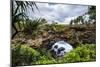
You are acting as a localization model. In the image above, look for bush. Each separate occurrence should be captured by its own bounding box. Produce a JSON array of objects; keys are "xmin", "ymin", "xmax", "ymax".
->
[
  {"xmin": 11, "ymin": 44, "xmax": 96, "ymax": 66},
  {"xmin": 11, "ymin": 44, "xmax": 40, "ymax": 66},
  {"xmin": 62, "ymin": 44, "xmax": 96, "ymax": 63},
  {"xmin": 32, "ymin": 44, "xmax": 96, "ymax": 64},
  {"xmin": 33, "ymin": 55, "xmax": 57, "ymax": 64}
]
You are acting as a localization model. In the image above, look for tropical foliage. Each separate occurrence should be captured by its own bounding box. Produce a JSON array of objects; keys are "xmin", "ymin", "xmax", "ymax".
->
[
  {"xmin": 11, "ymin": 1, "xmax": 96, "ymax": 66},
  {"xmin": 11, "ymin": 44, "xmax": 96, "ymax": 66},
  {"xmin": 12, "ymin": 1, "xmax": 39, "ymax": 39}
]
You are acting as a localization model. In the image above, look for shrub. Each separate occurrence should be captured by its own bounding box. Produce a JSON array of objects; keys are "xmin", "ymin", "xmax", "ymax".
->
[
  {"xmin": 33, "ymin": 55, "xmax": 57, "ymax": 64},
  {"xmin": 33, "ymin": 44, "xmax": 96, "ymax": 65},
  {"xmin": 11, "ymin": 44, "xmax": 40, "ymax": 66},
  {"xmin": 11, "ymin": 44, "xmax": 96, "ymax": 65},
  {"xmin": 62, "ymin": 44, "xmax": 96, "ymax": 63}
]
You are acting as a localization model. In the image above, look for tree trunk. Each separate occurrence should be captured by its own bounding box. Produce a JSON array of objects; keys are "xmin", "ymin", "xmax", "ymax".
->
[{"xmin": 12, "ymin": 23, "xmax": 18, "ymax": 39}]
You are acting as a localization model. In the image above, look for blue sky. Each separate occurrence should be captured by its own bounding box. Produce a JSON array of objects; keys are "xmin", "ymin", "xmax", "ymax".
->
[{"xmin": 27, "ymin": 3, "xmax": 89, "ymax": 24}]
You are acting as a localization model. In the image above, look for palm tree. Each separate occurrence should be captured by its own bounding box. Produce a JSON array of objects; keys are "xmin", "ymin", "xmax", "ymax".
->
[{"xmin": 11, "ymin": 0, "xmax": 39, "ymax": 39}]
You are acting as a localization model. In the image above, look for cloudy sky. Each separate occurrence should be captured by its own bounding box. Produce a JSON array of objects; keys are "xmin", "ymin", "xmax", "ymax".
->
[{"xmin": 27, "ymin": 3, "xmax": 89, "ymax": 24}]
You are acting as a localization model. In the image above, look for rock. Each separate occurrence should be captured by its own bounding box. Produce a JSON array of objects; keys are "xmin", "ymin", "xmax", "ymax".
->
[{"xmin": 50, "ymin": 41, "xmax": 73, "ymax": 57}]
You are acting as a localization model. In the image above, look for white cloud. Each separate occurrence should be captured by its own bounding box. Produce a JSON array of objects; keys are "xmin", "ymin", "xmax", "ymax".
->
[
  {"xmin": 27, "ymin": 3, "xmax": 89, "ymax": 24},
  {"xmin": 63, "ymin": 16, "xmax": 78, "ymax": 24}
]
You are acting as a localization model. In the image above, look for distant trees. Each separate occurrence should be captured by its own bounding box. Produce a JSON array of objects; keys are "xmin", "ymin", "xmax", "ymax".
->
[
  {"xmin": 70, "ymin": 16, "xmax": 83, "ymax": 25},
  {"xmin": 83, "ymin": 6, "xmax": 96, "ymax": 24},
  {"xmin": 70, "ymin": 6, "xmax": 96, "ymax": 25},
  {"xmin": 51, "ymin": 21, "xmax": 58, "ymax": 25},
  {"xmin": 88, "ymin": 6, "xmax": 96, "ymax": 20},
  {"xmin": 88, "ymin": 6, "xmax": 96, "ymax": 24},
  {"xmin": 70, "ymin": 20, "xmax": 74, "ymax": 25}
]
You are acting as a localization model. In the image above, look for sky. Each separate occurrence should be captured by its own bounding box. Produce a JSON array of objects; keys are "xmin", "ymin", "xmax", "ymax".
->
[{"xmin": 27, "ymin": 2, "xmax": 89, "ymax": 24}]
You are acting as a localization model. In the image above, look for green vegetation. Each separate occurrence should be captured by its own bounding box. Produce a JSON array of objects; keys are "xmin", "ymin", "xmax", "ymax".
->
[
  {"xmin": 11, "ymin": 44, "xmax": 96, "ymax": 66},
  {"xmin": 11, "ymin": 17, "xmax": 96, "ymax": 66},
  {"xmin": 12, "ymin": 1, "xmax": 39, "ymax": 39},
  {"xmin": 11, "ymin": 1, "xmax": 96, "ymax": 66},
  {"xmin": 12, "ymin": 44, "xmax": 40, "ymax": 66},
  {"xmin": 62, "ymin": 44, "xmax": 96, "ymax": 63}
]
